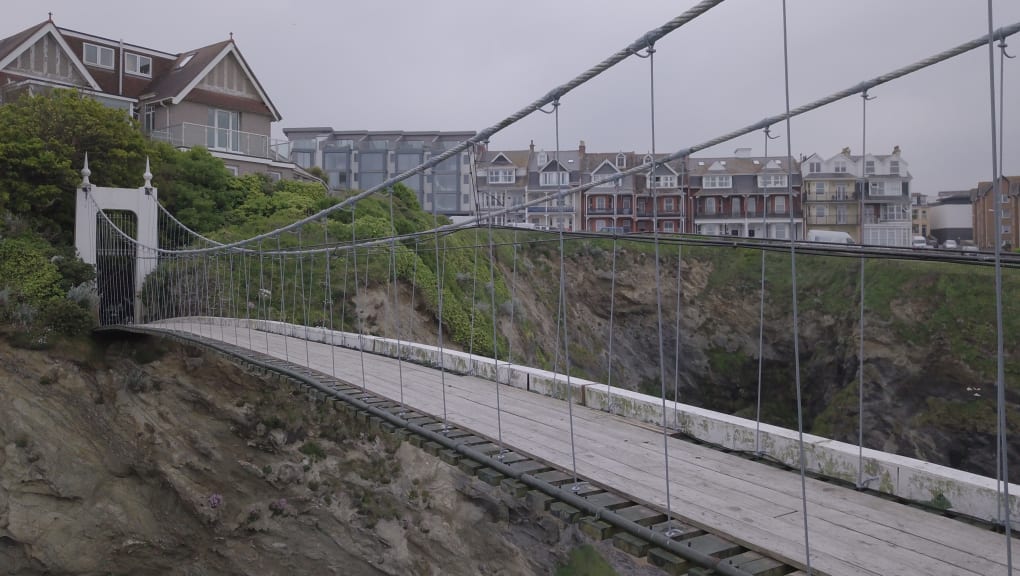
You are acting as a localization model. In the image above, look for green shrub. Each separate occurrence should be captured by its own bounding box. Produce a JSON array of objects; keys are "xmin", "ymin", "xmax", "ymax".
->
[{"xmin": 40, "ymin": 298, "xmax": 95, "ymax": 336}]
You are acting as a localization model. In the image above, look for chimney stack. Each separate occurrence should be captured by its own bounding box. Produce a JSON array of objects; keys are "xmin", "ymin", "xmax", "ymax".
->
[
  {"xmin": 529, "ymin": 139, "xmax": 535, "ymax": 153},
  {"xmin": 579, "ymin": 140, "xmax": 586, "ymax": 155}
]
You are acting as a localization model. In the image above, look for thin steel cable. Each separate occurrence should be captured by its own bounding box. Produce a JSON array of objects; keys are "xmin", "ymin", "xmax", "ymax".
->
[
  {"xmin": 506, "ymin": 230, "xmax": 520, "ymax": 379},
  {"xmin": 323, "ymin": 217, "xmax": 338, "ymax": 381},
  {"xmin": 781, "ymin": 1, "xmax": 812, "ymax": 571},
  {"xmin": 987, "ymin": 0, "xmax": 1014, "ymax": 564},
  {"xmin": 352, "ymin": 206, "xmax": 368, "ymax": 391},
  {"xmin": 486, "ymin": 191, "xmax": 506, "ymax": 458},
  {"xmin": 673, "ymin": 164, "xmax": 687, "ymax": 429},
  {"xmin": 552, "ymin": 101, "xmax": 581, "ymax": 492},
  {"xmin": 298, "ymin": 230, "xmax": 312, "ymax": 372},
  {"xmin": 995, "ymin": 32, "xmax": 1014, "ymax": 527},
  {"xmin": 646, "ymin": 44, "xmax": 680, "ymax": 538},
  {"xmin": 755, "ymin": 127, "xmax": 779, "ymax": 454},
  {"xmin": 166, "ymin": 1, "xmax": 726, "ymax": 256},
  {"xmin": 277, "ymin": 235, "xmax": 290, "ymax": 363},
  {"xmin": 387, "ymin": 189, "xmax": 406, "ymax": 411},
  {"xmin": 857, "ymin": 91, "xmax": 875, "ymax": 489},
  {"xmin": 606, "ymin": 232, "xmax": 618, "ymax": 413},
  {"xmin": 431, "ymin": 169, "xmax": 451, "ymax": 432}
]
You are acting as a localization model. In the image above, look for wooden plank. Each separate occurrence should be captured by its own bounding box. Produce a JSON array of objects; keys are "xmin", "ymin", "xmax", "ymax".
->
[{"xmin": 156, "ymin": 323, "xmax": 1019, "ymax": 576}]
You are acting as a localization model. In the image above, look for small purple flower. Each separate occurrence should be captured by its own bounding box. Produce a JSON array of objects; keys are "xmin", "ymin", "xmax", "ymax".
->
[
  {"xmin": 269, "ymin": 498, "xmax": 287, "ymax": 515},
  {"xmin": 208, "ymin": 493, "xmax": 224, "ymax": 509}
]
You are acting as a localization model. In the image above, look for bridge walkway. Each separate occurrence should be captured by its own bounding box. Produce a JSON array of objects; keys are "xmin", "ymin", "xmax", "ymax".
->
[{"xmin": 147, "ymin": 321, "xmax": 1016, "ymax": 576}]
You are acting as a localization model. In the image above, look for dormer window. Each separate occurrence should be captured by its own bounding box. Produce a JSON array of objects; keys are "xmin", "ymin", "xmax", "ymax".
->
[
  {"xmin": 808, "ymin": 161, "xmax": 821, "ymax": 173},
  {"xmin": 615, "ymin": 153, "xmax": 626, "ymax": 168},
  {"xmin": 643, "ymin": 154, "xmax": 653, "ymax": 165},
  {"xmin": 178, "ymin": 53, "xmax": 195, "ymax": 69},
  {"xmin": 83, "ymin": 43, "xmax": 114, "ymax": 69},
  {"xmin": 649, "ymin": 174, "xmax": 676, "ymax": 189},
  {"xmin": 125, "ymin": 53, "xmax": 152, "ymax": 77},
  {"xmin": 889, "ymin": 160, "xmax": 900, "ymax": 175},
  {"xmin": 865, "ymin": 160, "xmax": 875, "ymax": 175},
  {"xmin": 487, "ymin": 168, "xmax": 515, "ymax": 184},
  {"xmin": 834, "ymin": 161, "xmax": 847, "ymax": 173}
]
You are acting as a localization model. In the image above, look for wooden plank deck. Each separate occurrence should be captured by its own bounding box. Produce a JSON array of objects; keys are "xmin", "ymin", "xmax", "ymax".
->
[{"xmin": 154, "ymin": 321, "xmax": 1018, "ymax": 576}]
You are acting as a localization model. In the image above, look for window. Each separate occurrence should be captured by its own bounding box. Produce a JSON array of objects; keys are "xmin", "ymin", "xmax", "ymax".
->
[
  {"xmin": 814, "ymin": 182, "xmax": 825, "ymax": 194},
  {"xmin": 142, "ymin": 105, "xmax": 155, "ymax": 133},
  {"xmin": 834, "ymin": 161, "xmax": 847, "ymax": 173},
  {"xmin": 757, "ymin": 174, "xmax": 788, "ymax": 188},
  {"xmin": 808, "ymin": 162, "xmax": 821, "ymax": 173},
  {"xmin": 615, "ymin": 153, "xmax": 626, "ymax": 168},
  {"xmin": 651, "ymin": 174, "xmax": 676, "ymax": 189},
  {"xmin": 869, "ymin": 181, "xmax": 885, "ymax": 195},
  {"xmin": 595, "ymin": 197, "xmax": 607, "ymax": 209},
  {"xmin": 488, "ymin": 168, "xmax": 515, "ymax": 184},
  {"xmin": 703, "ymin": 175, "xmax": 732, "ymax": 189},
  {"xmin": 125, "ymin": 53, "xmax": 152, "ymax": 76},
  {"xmin": 704, "ymin": 197, "xmax": 717, "ymax": 215},
  {"xmin": 268, "ymin": 171, "xmax": 282, "ymax": 182},
  {"xmin": 747, "ymin": 197, "xmax": 757, "ymax": 213},
  {"xmin": 360, "ymin": 152, "xmax": 385, "ymax": 171},
  {"xmin": 83, "ymin": 43, "xmax": 114, "ymax": 68},
  {"xmin": 293, "ymin": 151, "xmax": 314, "ymax": 168},
  {"xmin": 836, "ymin": 184, "xmax": 848, "ymax": 200},
  {"xmin": 224, "ymin": 165, "xmax": 238, "ymax": 176},
  {"xmin": 889, "ymin": 160, "xmax": 900, "ymax": 175},
  {"xmin": 865, "ymin": 160, "xmax": 875, "ymax": 175},
  {"xmin": 540, "ymin": 171, "xmax": 569, "ymax": 186},
  {"xmin": 774, "ymin": 223, "xmax": 788, "ymax": 240},
  {"xmin": 815, "ymin": 206, "xmax": 827, "ymax": 218},
  {"xmin": 207, "ymin": 108, "xmax": 239, "ymax": 151},
  {"xmin": 664, "ymin": 197, "xmax": 675, "ymax": 212},
  {"xmin": 774, "ymin": 196, "xmax": 787, "ymax": 214},
  {"xmin": 730, "ymin": 197, "xmax": 740, "ymax": 216},
  {"xmin": 837, "ymin": 205, "xmax": 848, "ymax": 224},
  {"xmin": 177, "ymin": 53, "xmax": 195, "ymax": 68},
  {"xmin": 664, "ymin": 221, "xmax": 675, "ymax": 233}
]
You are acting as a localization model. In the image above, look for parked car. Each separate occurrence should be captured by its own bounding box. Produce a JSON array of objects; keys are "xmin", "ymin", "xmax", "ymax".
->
[
  {"xmin": 943, "ymin": 239, "xmax": 959, "ymax": 250},
  {"xmin": 961, "ymin": 240, "xmax": 979, "ymax": 254}
]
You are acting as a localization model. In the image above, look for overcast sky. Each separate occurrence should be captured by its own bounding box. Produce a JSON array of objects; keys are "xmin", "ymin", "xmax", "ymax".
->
[{"xmin": 8, "ymin": 0, "xmax": 1020, "ymax": 195}]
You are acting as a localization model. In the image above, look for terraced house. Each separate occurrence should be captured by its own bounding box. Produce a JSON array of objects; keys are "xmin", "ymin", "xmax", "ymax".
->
[
  {"xmin": 0, "ymin": 17, "xmax": 307, "ymax": 180},
  {"xmin": 802, "ymin": 146, "xmax": 912, "ymax": 246},
  {"xmin": 688, "ymin": 148, "xmax": 804, "ymax": 240}
]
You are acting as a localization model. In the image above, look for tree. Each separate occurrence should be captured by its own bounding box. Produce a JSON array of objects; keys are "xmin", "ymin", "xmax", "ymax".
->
[
  {"xmin": 148, "ymin": 143, "xmax": 241, "ymax": 234},
  {"xmin": 0, "ymin": 90, "xmax": 148, "ymax": 243}
]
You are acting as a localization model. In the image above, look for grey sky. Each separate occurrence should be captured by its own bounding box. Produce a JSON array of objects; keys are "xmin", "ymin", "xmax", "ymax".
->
[{"xmin": 8, "ymin": 1, "xmax": 1020, "ymax": 195}]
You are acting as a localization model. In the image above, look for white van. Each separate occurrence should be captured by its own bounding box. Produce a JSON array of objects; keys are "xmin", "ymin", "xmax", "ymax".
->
[
  {"xmin": 911, "ymin": 235, "xmax": 928, "ymax": 248},
  {"xmin": 807, "ymin": 230, "xmax": 855, "ymax": 244}
]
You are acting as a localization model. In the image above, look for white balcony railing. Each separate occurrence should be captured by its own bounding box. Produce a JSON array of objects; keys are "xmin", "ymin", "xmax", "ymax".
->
[{"xmin": 149, "ymin": 123, "xmax": 291, "ymax": 162}]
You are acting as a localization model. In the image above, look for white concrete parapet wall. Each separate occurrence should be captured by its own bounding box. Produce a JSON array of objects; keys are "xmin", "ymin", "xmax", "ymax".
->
[{"xmin": 155, "ymin": 316, "xmax": 1020, "ymax": 527}]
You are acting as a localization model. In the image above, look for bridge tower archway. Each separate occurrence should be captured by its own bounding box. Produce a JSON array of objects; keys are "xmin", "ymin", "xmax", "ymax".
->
[{"xmin": 74, "ymin": 155, "xmax": 159, "ymax": 325}]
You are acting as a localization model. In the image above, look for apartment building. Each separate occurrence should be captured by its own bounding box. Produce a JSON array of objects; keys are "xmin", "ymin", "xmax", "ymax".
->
[
  {"xmin": 972, "ymin": 177, "xmax": 1019, "ymax": 250},
  {"xmin": 802, "ymin": 146, "xmax": 912, "ymax": 246},
  {"xmin": 282, "ymin": 129, "xmax": 478, "ymax": 219},
  {"xmin": 633, "ymin": 155, "xmax": 691, "ymax": 234},
  {"xmin": 0, "ymin": 17, "xmax": 306, "ymax": 180},
  {"xmin": 688, "ymin": 148, "xmax": 804, "ymax": 240}
]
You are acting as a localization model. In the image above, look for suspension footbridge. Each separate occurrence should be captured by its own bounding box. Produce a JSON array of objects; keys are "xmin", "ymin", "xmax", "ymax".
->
[{"xmin": 74, "ymin": 1, "xmax": 1020, "ymax": 574}]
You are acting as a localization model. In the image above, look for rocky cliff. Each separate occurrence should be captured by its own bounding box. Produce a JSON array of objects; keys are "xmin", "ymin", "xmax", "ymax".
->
[
  {"xmin": 354, "ymin": 237, "xmax": 1020, "ymax": 481},
  {"xmin": 0, "ymin": 332, "xmax": 651, "ymax": 575}
]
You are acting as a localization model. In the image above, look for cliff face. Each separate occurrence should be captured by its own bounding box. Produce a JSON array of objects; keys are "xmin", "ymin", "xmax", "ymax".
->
[
  {"xmin": 354, "ymin": 240, "xmax": 1019, "ymax": 481},
  {"xmin": 0, "ymin": 334, "xmax": 624, "ymax": 576}
]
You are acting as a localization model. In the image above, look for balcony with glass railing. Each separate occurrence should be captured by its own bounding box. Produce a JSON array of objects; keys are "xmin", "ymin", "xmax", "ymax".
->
[{"xmin": 149, "ymin": 123, "xmax": 293, "ymax": 162}]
